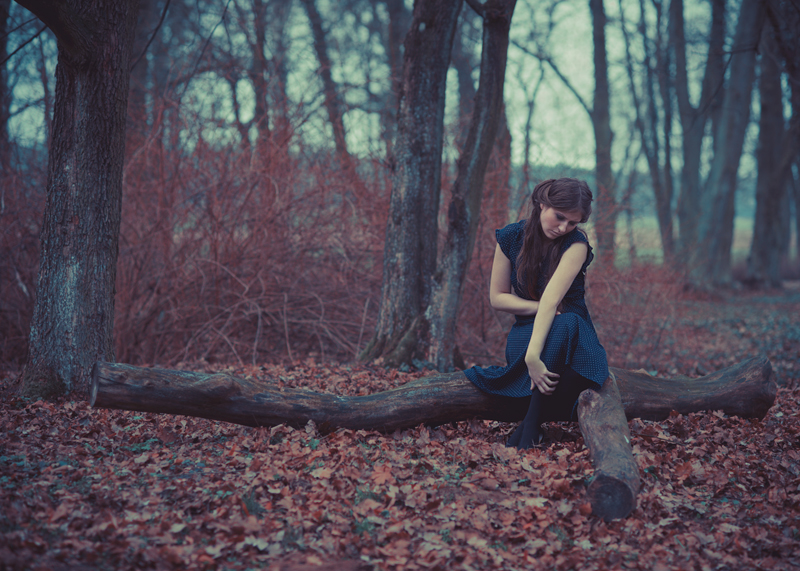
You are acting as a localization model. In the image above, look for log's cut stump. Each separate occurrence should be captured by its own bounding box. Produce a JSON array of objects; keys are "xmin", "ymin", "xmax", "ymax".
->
[{"xmin": 577, "ymin": 373, "xmax": 640, "ymax": 521}]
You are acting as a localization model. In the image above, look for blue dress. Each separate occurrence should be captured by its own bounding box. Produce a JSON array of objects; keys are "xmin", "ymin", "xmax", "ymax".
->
[{"xmin": 464, "ymin": 221, "xmax": 609, "ymax": 399}]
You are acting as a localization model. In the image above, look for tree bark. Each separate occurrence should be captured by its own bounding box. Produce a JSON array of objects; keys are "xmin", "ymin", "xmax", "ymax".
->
[
  {"xmin": 360, "ymin": 0, "xmax": 461, "ymax": 367},
  {"xmin": 92, "ymin": 354, "xmax": 777, "ymax": 431},
  {"xmin": 745, "ymin": 24, "xmax": 795, "ymax": 288},
  {"xmin": 627, "ymin": 0, "xmax": 674, "ymax": 262},
  {"xmin": 426, "ymin": 0, "xmax": 516, "ymax": 372},
  {"xmin": 589, "ymin": 0, "xmax": 616, "ymax": 265},
  {"xmin": 672, "ymin": 0, "xmax": 726, "ymax": 269},
  {"xmin": 17, "ymin": 0, "xmax": 141, "ymax": 398},
  {"xmin": 697, "ymin": 0, "xmax": 764, "ymax": 287},
  {"xmin": 0, "ymin": 0, "xmax": 10, "ymax": 175},
  {"xmin": 250, "ymin": 0, "xmax": 272, "ymax": 161},
  {"xmin": 381, "ymin": 0, "xmax": 410, "ymax": 157},
  {"xmin": 301, "ymin": 0, "xmax": 354, "ymax": 173},
  {"xmin": 578, "ymin": 372, "xmax": 639, "ymax": 521}
]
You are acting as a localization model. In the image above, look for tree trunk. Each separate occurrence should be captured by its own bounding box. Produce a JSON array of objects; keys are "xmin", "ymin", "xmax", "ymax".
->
[
  {"xmin": 17, "ymin": 0, "xmax": 141, "ymax": 398},
  {"xmin": 426, "ymin": 0, "xmax": 516, "ymax": 372},
  {"xmin": 381, "ymin": 0, "xmax": 410, "ymax": 157},
  {"xmin": 301, "ymin": 0, "xmax": 354, "ymax": 173},
  {"xmin": 672, "ymin": 0, "xmax": 726, "ymax": 268},
  {"xmin": 745, "ymin": 24, "xmax": 794, "ymax": 288},
  {"xmin": 577, "ymin": 372, "xmax": 640, "ymax": 521},
  {"xmin": 637, "ymin": 0, "xmax": 674, "ymax": 261},
  {"xmin": 450, "ymin": 9, "xmax": 478, "ymax": 147},
  {"xmin": 360, "ymin": 0, "xmax": 461, "ymax": 367},
  {"xmin": 250, "ymin": 0, "xmax": 271, "ymax": 161},
  {"xmin": 589, "ymin": 0, "xmax": 616, "ymax": 265},
  {"xmin": 697, "ymin": 0, "xmax": 764, "ymax": 288},
  {"xmin": 763, "ymin": 0, "xmax": 800, "ymax": 266},
  {"xmin": 92, "ymin": 354, "xmax": 777, "ymax": 430},
  {"xmin": 0, "ymin": 0, "xmax": 10, "ymax": 175}
]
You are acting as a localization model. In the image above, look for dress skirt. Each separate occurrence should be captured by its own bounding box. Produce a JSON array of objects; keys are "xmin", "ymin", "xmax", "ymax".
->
[{"xmin": 464, "ymin": 312, "xmax": 608, "ymax": 400}]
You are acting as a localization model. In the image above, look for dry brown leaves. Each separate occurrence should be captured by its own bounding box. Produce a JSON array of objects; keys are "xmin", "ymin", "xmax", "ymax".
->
[{"xmin": 1, "ymin": 358, "xmax": 799, "ymax": 571}]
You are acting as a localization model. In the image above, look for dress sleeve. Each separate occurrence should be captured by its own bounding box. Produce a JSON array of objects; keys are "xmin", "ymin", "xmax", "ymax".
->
[
  {"xmin": 561, "ymin": 229, "xmax": 594, "ymax": 271},
  {"xmin": 495, "ymin": 221, "xmax": 524, "ymax": 261}
]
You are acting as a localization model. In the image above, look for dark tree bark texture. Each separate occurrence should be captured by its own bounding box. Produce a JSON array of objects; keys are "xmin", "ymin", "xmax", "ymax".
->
[
  {"xmin": 577, "ymin": 373, "xmax": 640, "ymax": 521},
  {"xmin": 672, "ymin": 0, "xmax": 726, "ymax": 271},
  {"xmin": 17, "ymin": 0, "xmax": 140, "ymax": 398},
  {"xmin": 92, "ymin": 355, "xmax": 777, "ymax": 431},
  {"xmin": 0, "ymin": 0, "xmax": 10, "ymax": 174},
  {"xmin": 589, "ymin": 0, "xmax": 616, "ymax": 264},
  {"xmin": 360, "ymin": 0, "xmax": 462, "ymax": 367},
  {"xmin": 745, "ymin": 24, "xmax": 794, "ymax": 288},
  {"xmin": 427, "ymin": 0, "xmax": 516, "ymax": 372},
  {"xmin": 301, "ymin": 0, "xmax": 354, "ymax": 173},
  {"xmin": 698, "ymin": 0, "xmax": 765, "ymax": 287}
]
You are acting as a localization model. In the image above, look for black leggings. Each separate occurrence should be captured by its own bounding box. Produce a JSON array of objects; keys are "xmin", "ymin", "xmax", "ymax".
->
[
  {"xmin": 539, "ymin": 366, "xmax": 599, "ymax": 423},
  {"xmin": 507, "ymin": 367, "xmax": 599, "ymax": 449}
]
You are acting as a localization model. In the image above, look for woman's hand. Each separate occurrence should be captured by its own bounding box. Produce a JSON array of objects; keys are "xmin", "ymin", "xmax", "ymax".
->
[{"xmin": 526, "ymin": 356, "xmax": 560, "ymax": 395}]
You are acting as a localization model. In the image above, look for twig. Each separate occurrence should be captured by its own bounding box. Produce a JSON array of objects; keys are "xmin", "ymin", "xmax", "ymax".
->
[
  {"xmin": 283, "ymin": 293, "xmax": 294, "ymax": 364},
  {"xmin": 355, "ymin": 298, "xmax": 370, "ymax": 359}
]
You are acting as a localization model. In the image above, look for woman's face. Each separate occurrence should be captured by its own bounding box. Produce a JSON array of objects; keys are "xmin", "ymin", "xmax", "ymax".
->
[{"xmin": 539, "ymin": 205, "xmax": 582, "ymax": 240}]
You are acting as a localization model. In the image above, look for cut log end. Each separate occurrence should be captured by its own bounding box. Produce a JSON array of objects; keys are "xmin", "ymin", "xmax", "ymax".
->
[
  {"xmin": 577, "ymin": 373, "xmax": 640, "ymax": 520},
  {"xmin": 587, "ymin": 474, "xmax": 638, "ymax": 522}
]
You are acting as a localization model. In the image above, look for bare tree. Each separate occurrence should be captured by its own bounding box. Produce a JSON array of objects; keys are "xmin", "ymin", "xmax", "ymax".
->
[
  {"xmin": 0, "ymin": 0, "xmax": 10, "ymax": 175},
  {"xmin": 512, "ymin": 0, "xmax": 617, "ymax": 264},
  {"xmin": 17, "ymin": 0, "xmax": 140, "ymax": 398},
  {"xmin": 589, "ymin": 0, "xmax": 615, "ymax": 264},
  {"xmin": 301, "ymin": 0, "xmax": 354, "ymax": 173},
  {"xmin": 360, "ymin": 0, "xmax": 462, "ymax": 367},
  {"xmin": 427, "ymin": 0, "xmax": 517, "ymax": 371},
  {"xmin": 696, "ymin": 0, "xmax": 765, "ymax": 287},
  {"xmin": 671, "ymin": 0, "xmax": 726, "ymax": 274},
  {"xmin": 745, "ymin": 24, "xmax": 796, "ymax": 288},
  {"xmin": 619, "ymin": 0, "xmax": 674, "ymax": 261}
]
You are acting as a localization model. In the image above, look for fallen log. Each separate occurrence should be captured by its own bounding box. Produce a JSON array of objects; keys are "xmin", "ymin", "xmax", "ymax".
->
[
  {"xmin": 91, "ymin": 355, "xmax": 776, "ymax": 521},
  {"xmin": 578, "ymin": 372, "xmax": 640, "ymax": 521},
  {"xmin": 91, "ymin": 354, "xmax": 777, "ymax": 430}
]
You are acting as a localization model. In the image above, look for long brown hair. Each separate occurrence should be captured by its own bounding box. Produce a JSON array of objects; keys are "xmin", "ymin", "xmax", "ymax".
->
[{"xmin": 516, "ymin": 178, "xmax": 593, "ymax": 299}]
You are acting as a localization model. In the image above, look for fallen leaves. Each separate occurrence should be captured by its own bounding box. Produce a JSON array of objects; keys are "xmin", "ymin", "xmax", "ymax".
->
[{"xmin": 1, "ymin": 356, "xmax": 800, "ymax": 570}]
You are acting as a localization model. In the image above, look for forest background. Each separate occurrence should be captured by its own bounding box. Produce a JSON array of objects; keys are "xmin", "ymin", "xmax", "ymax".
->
[
  {"xmin": 2, "ymin": 1, "xmax": 800, "ymax": 570},
  {"xmin": 0, "ymin": 0, "xmax": 799, "ymax": 392}
]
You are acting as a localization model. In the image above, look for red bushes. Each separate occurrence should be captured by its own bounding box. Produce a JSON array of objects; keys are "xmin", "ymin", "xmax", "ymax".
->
[
  {"xmin": 0, "ymin": 160, "xmax": 45, "ymax": 367},
  {"xmin": 114, "ymin": 112, "xmax": 389, "ymax": 367}
]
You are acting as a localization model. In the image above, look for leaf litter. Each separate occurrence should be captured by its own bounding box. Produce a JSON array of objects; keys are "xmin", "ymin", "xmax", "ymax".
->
[{"xmin": 1, "ymin": 287, "xmax": 799, "ymax": 570}]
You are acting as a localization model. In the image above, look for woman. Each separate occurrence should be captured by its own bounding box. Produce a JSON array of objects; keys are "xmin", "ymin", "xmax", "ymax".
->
[{"xmin": 465, "ymin": 178, "xmax": 608, "ymax": 449}]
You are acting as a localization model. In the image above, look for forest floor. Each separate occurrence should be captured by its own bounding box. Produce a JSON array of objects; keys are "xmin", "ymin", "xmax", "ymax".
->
[{"xmin": 1, "ymin": 286, "xmax": 799, "ymax": 571}]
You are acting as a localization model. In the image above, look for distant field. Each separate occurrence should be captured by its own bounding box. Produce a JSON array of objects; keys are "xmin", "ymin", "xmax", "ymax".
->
[{"xmin": 591, "ymin": 215, "xmax": 799, "ymax": 267}]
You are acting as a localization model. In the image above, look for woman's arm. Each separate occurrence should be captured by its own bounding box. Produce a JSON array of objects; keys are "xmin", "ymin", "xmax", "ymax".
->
[
  {"xmin": 489, "ymin": 244, "xmax": 540, "ymax": 316},
  {"xmin": 524, "ymin": 242, "xmax": 588, "ymax": 394}
]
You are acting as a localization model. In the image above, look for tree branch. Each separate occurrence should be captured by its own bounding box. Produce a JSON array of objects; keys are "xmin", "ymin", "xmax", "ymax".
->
[
  {"xmin": 14, "ymin": 0, "xmax": 93, "ymax": 61},
  {"xmin": 464, "ymin": 0, "xmax": 484, "ymax": 15},
  {"xmin": 511, "ymin": 38, "xmax": 592, "ymax": 117}
]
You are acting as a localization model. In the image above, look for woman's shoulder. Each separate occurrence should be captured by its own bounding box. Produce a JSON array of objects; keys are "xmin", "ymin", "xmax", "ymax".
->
[
  {"xmin": 495, "ymin": 220, "xmax": 526, "ymax": 254},
  {"xmin": 561, "ymin": 228, "xmax": 594, "ymax": 268},
  {"xmin": 561, "ymin": 228, "xmax": 590, "ymax": 249}
]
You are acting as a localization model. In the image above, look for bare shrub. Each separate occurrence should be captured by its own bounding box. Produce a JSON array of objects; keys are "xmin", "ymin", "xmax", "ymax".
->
[
  {"xmin": 588, "ymin": 263, "xmax": 683, "ymax": 371},
  {"xmin": 0, "ymin": 159, "xmax": 46, "ymax": 367},
  {"xmin": 115, "ymin": 106, "xmax": 388, "ymax": 366}
]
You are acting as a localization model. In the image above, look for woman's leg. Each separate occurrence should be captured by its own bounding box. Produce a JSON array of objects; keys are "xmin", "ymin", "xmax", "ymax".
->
[
  {"xmin": 506, "ymin": 390, "xmax": 543, "ymax": 449},
  {"xmin": 540, "ymin": 367, "xmax": 599, "ymax": 423}
]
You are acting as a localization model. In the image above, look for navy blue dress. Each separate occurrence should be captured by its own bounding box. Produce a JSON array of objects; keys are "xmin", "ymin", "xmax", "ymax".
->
[{"xmin": 464, "ymin": 221, "xmax": 609, "ymax": 401}]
